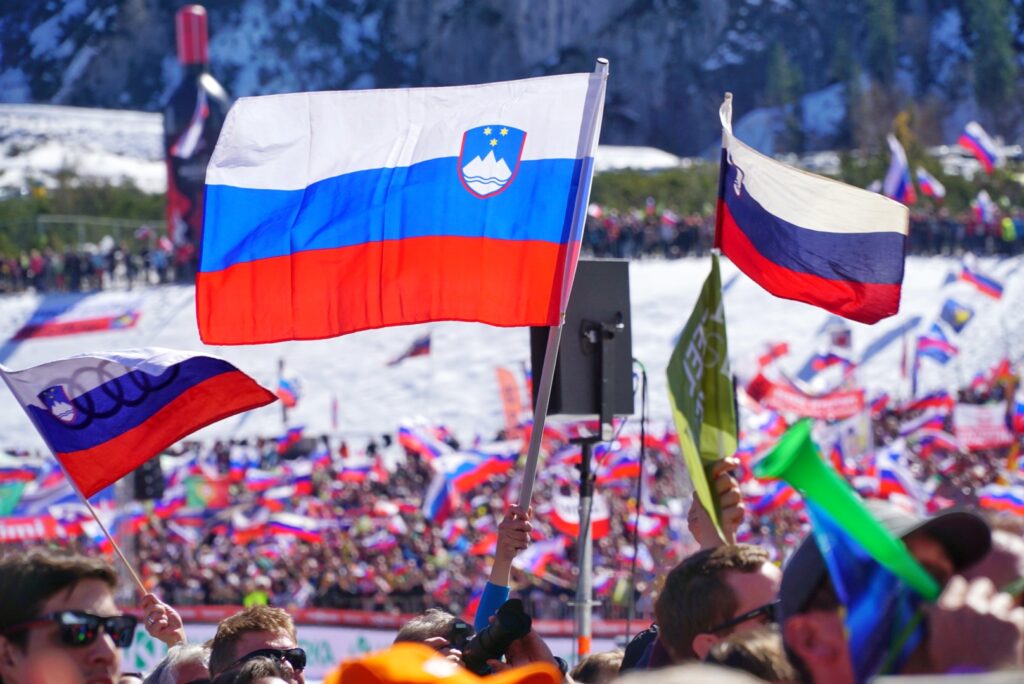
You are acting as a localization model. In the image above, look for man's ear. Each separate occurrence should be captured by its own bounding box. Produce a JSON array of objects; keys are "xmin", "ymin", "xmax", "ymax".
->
[
  {"xmin": 691, "ymin": 632, "xmax": 720, "ymax": 661},
  {"xmin": 0, "ymin": 634, "xmax": 24, "ymax": 677}
]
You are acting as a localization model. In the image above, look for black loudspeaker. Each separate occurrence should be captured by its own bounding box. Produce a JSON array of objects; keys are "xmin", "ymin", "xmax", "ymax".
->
[
  {"xmin": 530, "ymin": 259, "xmax": 634, "ymax": 418},
  {"xmin": 133, "ymin": 456, "xmax": 165, "ymax": 501}
]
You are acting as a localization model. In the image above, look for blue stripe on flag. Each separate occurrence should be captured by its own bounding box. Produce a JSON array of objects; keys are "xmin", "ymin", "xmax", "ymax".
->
[
  {"xmin": 201, "ymin": 157, "xmax": 588, "ymax": 273},
  {"xmin": 28, "ymin": 357, "xmax": 236, "ymax": 454},
  {"xmin": 723, "ymin": 163, "xmax": 906, "ymax": 285}
]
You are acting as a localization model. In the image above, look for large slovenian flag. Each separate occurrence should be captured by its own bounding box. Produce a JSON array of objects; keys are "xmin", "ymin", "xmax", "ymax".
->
[
  {"xmin": 198, "ymin": 71, "xmax": 607, "ymax": 344},
  {"xmin": 0, "ymin": 349, "xmax": 276, "ymax": 497},
  {"xmin": 958, "ymin": 121, "xmax": 1000, "ymax": 174},
  {"xmin": 882, "ymin": 135, "xmax": 917, "ymax": 205},
  {"xmin": 714, "ymin": 95, "xmax": 909, "ymax": 324}
]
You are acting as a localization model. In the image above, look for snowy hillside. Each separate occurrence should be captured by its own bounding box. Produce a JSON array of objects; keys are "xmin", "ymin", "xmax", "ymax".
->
[
  {"xmin": 0, "ymin": 255, "xmax": 1021, "ymax": 451},
  {"xmin": 0, "ymin": 104, "xmax": 165, "ymax": 193}
]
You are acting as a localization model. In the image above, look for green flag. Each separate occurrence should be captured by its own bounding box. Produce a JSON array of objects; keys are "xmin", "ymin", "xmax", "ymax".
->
[
  {"xmin": 0, "ymin": 482, "xmax": 26, "ymax": 516},
  {"xmin": 666, "ymin": 253, "xmax": 737, "ymax": 538}
]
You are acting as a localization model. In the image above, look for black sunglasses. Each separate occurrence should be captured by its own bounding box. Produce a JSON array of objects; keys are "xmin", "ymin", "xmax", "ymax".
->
[
  {"xmin": 708, "ymin": 601, "xmax": 779, "ymax": 633},
  {"xmin": 231, "ymin": 647, "xmax": 307, "ymax": 672},
  {"xmin": 2, "ymin": 610, "xmax": 137, "ymax": 648}
]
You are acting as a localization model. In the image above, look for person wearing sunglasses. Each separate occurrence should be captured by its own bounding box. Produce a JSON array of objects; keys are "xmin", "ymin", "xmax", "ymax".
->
[
  {"xmin": 207, "ymin": 607, "xmax": 304, "ymax": 684},
  {"xmin": 653, "ymin": 544, "xmax": 781, "ymax": 665},
  {"xmin": 0, "ymin": 548, "xmax": 135, "ymax": 684}
]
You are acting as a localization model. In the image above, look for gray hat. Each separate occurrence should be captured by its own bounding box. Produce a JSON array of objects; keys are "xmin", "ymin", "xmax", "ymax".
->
[{"xmin": 779, "ymin": 501, "xmax": 991, "ymax": 623}]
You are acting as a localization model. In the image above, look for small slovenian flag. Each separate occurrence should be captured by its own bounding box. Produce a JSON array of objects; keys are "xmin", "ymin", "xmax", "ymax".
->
[
  {"xmin": 275, "ymin": 377, "xmax": 300, "ymax": 408},
  {"xmin": 960, "ymin": 263, "xmax": 1003, "ymax": 299},
  {"xmin": 972, "ymin": 190, "xmax": 998, "ymax": 224},
  {"xmin": 958, "ymin": 121, "xmax": 1001, "ymax": 174},
  {"xmin": 915, "ymin": 324, "xmax": 958, "ymax": 364},
  {"xmin": 883, "ymin": 134, "xmax": 917, "ymax": 205},
  {"xmin": 0, "ymin": 349, "xmax": 275, "ymax": 498},
  {"xmin": 714, "ymin": 95, "xmax": 908, "ymax": 324},
  {"xmin": 387, "ymin": 334, "xmax": 432, "ymax": 367},
  {"xmin": 915, "ymin": 167, "xmax": 945, "ymax": 199}
]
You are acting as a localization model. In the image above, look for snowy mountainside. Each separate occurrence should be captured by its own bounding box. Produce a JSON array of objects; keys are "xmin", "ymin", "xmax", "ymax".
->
[
  {"xmin": 2, "ymin": 0, "xmax": 1022, "ymax": 156},
  {"xmin": 0, "ymin": 256, "xmax": 1020, "ymax": 451}
]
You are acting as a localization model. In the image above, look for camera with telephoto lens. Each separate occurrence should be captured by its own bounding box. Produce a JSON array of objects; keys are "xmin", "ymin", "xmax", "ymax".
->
[{"xmin": 460, "ymin": 598, "xmax": 532, "ymax": 675}]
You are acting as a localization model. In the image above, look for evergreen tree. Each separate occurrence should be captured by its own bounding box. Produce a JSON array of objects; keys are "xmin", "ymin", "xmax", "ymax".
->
[
  {"xmin": 865, "ymin": 0, "xmax": 898, "ymax": 84},
  {"xmin": 963, "ymin": 0, "xmax": 1017, "ymax": 110}
]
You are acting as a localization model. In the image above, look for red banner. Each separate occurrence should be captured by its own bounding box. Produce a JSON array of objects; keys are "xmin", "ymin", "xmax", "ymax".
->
[
  {"xmin": 953, "ymin": 403, "xmax": 1013, "ymax": 451},
  {"xmin": 495, "ymin": 367, "xmax": 524, "ymax": 433},
  {"xmin": 748, "ymin": 374, "xmax": 864, "ymax": 420},
  {"xmin": 0, "ymin": 516, "xmax": 62, "ymax": 543}
]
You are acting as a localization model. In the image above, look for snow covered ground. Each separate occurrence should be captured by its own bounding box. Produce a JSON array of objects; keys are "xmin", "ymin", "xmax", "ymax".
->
[{"xmin": 0, "ymin": 255, "xmax": 1020, "ymax": 452}]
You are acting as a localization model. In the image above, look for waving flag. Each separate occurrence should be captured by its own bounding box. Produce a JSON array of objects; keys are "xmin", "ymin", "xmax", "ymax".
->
[
  {"xmin": 915, "ymin": 324, "xmax": 958, "ymax": 364},
  {"xmin": 275, "ymin": 377, "xmax": 301, "ymax": 408},
  {"xmin": 972, "ymin": 190, "xmax": 998, "ymax": 224},
  {"xmin": 805, "ymin": 501, "xmax": 926, "ymax": 682},
  {"xmin": 198, "ymin": 71, "xmax": 607, "ymax": 344},
  {"xmin": 958, "ymin": 121, "xmax": 1000, "ymax": 173},
  {"xmin": 667, "ymin": 253, "xmax": 736, "ymax": 538},
  {"xmin": 939, "ymin": 299, "xmax": 974, "ymax": 332},
  {"xmin": 0, "ymin": 349, "xmax": 275, "ymax": 497},
  {"xmin": 549, "ymin": 490, "xmax": 611, "ymax": 539},
  {"xmin": 960, "ymin": 263, "xmax": 1003, "ymax": 298},
  {"xmin": 714, "ymin": 96, "xmax": 908, "ymax": 324},
  {"xmin": 387, "ymin": 334, "xmax": 431, "ymax": 367},
  {"xmin": 883, "ymin": 135, "xmax": 917, "ymax": 205},
  {"xmin": 914, "ymin": 168, "xmax": 945, "ymax": 199}
]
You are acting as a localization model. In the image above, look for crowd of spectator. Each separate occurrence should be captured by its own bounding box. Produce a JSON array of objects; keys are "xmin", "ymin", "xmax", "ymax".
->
[
  {"xmin": 0, "ymin": 239, "xmax": 197, "ymax": 294},
  {"xmin": 582, "ymin": 205, "xmax": 1024, "ymax": 260},
  {"xmin": 0, "ymin": 203, "xmax": 1021, "ymax": 296}
]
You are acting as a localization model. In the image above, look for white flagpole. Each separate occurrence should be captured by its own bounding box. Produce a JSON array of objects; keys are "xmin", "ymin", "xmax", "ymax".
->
[{"xmin": 516, "ymin": 58, "xmax": 609, "ymax": 510}]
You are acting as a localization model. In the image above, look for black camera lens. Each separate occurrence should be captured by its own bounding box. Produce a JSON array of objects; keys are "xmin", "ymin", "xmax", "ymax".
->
[{"xmin": 460, "ymin": 598, "xmax": 532, "ymax": 675}]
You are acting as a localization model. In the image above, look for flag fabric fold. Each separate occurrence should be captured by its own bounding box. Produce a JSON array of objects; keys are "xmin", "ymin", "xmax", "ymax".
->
[
  {"xmin": 198, "ymin": 72, "xmax": 607, "ymax": 344},
  {"xmin": 714, "ymin": 96, "xmax": 909, "ymax": 324},
  {"xmin": 883, "ymin": 135, "xmax": 917, "ymax": 205},
  {"xmin": 666, "ymin": 253, "xmax": 737, "ymax": 537},
  {"xmin": 0, "ymin": 349, "xmax": 276, "ymax": 497},
  {"xmin": 958, "ymin": 121, "xmax": 1001, "ymax": 173},
  {"xmin": 914, "ymin": 167, "xmax": 945, "ymax": 199}
]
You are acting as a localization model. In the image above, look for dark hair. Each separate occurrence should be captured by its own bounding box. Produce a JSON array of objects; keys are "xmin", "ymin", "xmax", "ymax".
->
[
  {"xmin": 0, "ymin": 548, "xmax": 118, "ymax": 647},
  {"xmin": 654, "ymin": 544, "xmax": 770, "ymax": 662},
  {"xmin": 208, "ymin": 606, "xmax": 297, "ymax": 676},
  {"xmin": 704, "ymin": 625, "xmax": 796, "ymax": 681}
]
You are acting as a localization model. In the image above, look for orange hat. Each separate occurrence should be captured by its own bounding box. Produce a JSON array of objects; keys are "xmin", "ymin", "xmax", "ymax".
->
[{"xmin": 323, "ymin": 643, "xmax": 561, "ymax": 684}]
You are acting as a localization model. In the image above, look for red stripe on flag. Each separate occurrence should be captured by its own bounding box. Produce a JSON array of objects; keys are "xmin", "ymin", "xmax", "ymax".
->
[
  {"xmin": 57, "ymin": 371, "xmax": 275, "ymax": 497},
  {"xmin": 197, "ymin": 236, "xmax": 568, "ymax": 344},
  {"xmin": 717, "ymin": 199, "xmax": 901, "ymax": 324}
]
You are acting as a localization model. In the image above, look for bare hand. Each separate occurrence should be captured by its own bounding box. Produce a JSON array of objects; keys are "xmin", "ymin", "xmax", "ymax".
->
[
  {"xmin": 688, "ymin": 459, "xmax": 743, "ymax": 547},
  {"xmin": 924, "ymin": 576, "xmax": 1024, "ymax": 672},
  {"xmin": 504, "ymin": 630, "xmax": 557, "ymax": 668},
  {"xmin": 422, "ymin": 636, "xmax": 462, "ymax": 664},
  {"xmin": 141, "ymin": 593, "xmax": 186, "ymax": 647},
  {"xmin": 496, "ymin": 505, "xmax": 533, "ymax": 564}
]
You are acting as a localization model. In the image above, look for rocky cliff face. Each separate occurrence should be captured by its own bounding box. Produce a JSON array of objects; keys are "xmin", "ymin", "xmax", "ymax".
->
[{"xmin": 1, "ymin": 0, "xmax": 1021, "ymax": 155}]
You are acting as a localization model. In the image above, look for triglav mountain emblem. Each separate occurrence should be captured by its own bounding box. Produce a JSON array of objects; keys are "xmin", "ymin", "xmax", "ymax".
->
[
  {"xmin": 458, "ymin": 125, "xmax": 527, "ymax": 198},
  {"xmin": 39, "ymin": 385, "xmax": 79, "ymax": 424}
]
